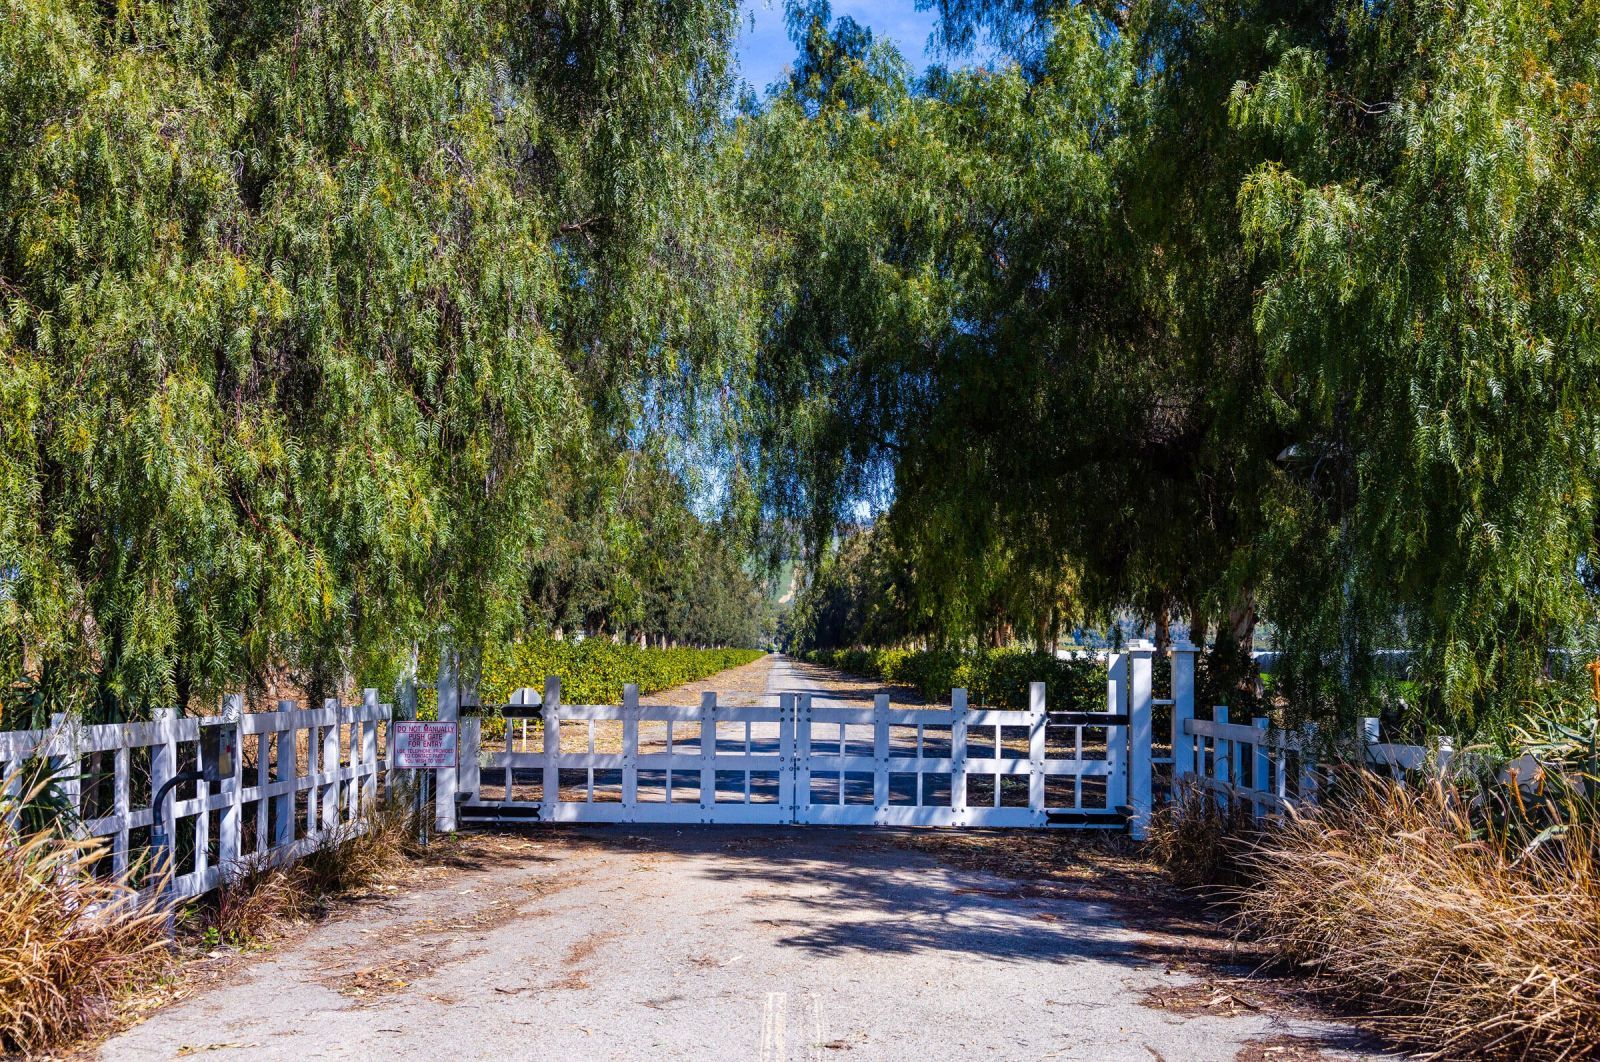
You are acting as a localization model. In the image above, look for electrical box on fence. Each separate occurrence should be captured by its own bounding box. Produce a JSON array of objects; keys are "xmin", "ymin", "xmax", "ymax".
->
[{"xmin": 200, "ymin": 723, "xmax": 238, "ymax": 782}]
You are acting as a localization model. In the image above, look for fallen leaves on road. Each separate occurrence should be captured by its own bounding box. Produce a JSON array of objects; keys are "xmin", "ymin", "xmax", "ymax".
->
[
  {"xmin": 1142, "ymin": 980, "xmax": 1275, "ymax": 1018},
  {"xmin": 175, "ymin": 1043, "xmax": 259, "ymax": 1055},
  {"xmin": 318, "ymin": 955, "xmax": 441, "ymax": 1002}
]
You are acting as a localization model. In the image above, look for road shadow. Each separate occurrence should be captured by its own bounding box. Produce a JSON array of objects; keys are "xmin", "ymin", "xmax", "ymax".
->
[
  {"xmin": 453, "ymin": 822, "xmax": 1393, "ymax": 1058},
  {"xmin": 478, "ymin": 825, "xmax": 1191, "ymax": 959}
]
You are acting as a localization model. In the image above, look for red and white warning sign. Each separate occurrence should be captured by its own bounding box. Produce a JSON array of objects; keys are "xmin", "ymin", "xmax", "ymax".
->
[{"xmin": 393, "ymin": 721, "xmax": 458, "ymax": 769}]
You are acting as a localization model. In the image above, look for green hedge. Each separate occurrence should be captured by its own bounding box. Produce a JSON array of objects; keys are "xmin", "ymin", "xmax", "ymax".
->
[
  {"xmin": 478, "ymin": 639, "xmax": 764, "ymax": 707},
  {"xmin": 804, "ymin": 647, "xmax": 1105, "ymax": 712}
]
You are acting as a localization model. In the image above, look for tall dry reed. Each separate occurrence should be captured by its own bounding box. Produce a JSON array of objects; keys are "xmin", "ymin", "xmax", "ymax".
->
[
  {"xmin": 1232, "ymin": 773, "xmax": 1600, "ymax": 1060},
  {"xmin": 0, "ymin": 785, "xmax": 170, "ymax": 1054}
]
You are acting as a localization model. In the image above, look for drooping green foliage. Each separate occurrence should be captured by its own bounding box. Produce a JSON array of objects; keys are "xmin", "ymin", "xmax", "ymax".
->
[
  {"xmin": 740, "ymin": 1, "xmax": 1132, "ymax": 648},
  {"xmin": 749, "ymin": 0, "xmax": 1600, "ymax": 733},
  {"xmin": 4, "ymin": 0, "xmax": 1595, "ymax": 739},
  {"xmin": 0, "ymin": 0, "xmax": 752, "ymax": 722},
  {"xmin": 1230, "ymin": 0, "xmax": 1600, "ymax": 724},
  {"xmin": 525, "ymin": 446, "xmax": 770, "ymax": 649},
  {"xmin": 784, "ymin": 524, "xmax": 926, "ymax": 651}
]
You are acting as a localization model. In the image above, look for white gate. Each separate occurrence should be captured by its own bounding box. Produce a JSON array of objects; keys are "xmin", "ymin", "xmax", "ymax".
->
[{"xmin": 459, "ymin": 644, "xmax": 1181, "ymax": 833}]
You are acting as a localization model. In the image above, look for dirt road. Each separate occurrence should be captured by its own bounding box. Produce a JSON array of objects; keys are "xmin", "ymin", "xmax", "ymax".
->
[{"xmin": 97, "ymin": 658, "xmax": 1387, "ymax": 1061}]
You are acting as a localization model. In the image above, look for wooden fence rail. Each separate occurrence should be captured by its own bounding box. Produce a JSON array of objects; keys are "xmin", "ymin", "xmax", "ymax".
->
[
  {"xmin": 1178, "ymin": 708, "xmax": 1458, "ymax": 820},
  {"xmin": 0, "ymin": 643, "xmax": 1473, "ymax": 904},
  {"xmin": 0, "ymin": 693, "xmax": 393, "ymax": 900}
]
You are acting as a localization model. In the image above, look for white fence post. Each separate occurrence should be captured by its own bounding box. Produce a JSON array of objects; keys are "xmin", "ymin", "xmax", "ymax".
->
[
  {"xmin": 951, "ymin": 688, "xmax": 969, "ymax": 826},
  {"xmin": 392, "ymin": 672, "xmax": 417, "ymax": 803},
  {"xmin": 219, "ymin": 694, "xmax": 244, "ymax": 868},
  {"xmin": 1251, "ymin": 716, "xmax": 1271, "ymax": 820},
  {"xmin": 1170, "ymin": 640, "xmax": 1198, "ymax": 785},
  {"xmin": 622, "ymin": 684, "xmax": 639, "ymax": 820},
  {"xmin": 795, "ymin": 693, "xmax": 812, "ymax": 823},
  {"xmin": 304, "ymin": 707, "xmax": 320, "ymax": 836},
  {"xmin": 1, "ymin": 733, "xmax": 21, "ymax": 830},
  {"xmin": 779, "ymin": 693, "xmax": 797, "ymax": 818},
  {"xmin": 152, "ymin": 706, "xmax": 178, "ymax": 879},
  {"xmin": 321, "ymin": 698, "xmax": 341, "ymax": 834},
  {"xmin": 699, "ymin": 692, "xmax": 717, "ymax": 822},
  {"xmin": 1104, "ymin": 654, "xmax": 1128, "ymax": 813},
  {"xmin": 274, "ymin": 700, "xmax": 296, "ymax": 849},
  {"xmin": 1028, "ymin": 681, "xmax": 1046, "ymax": 824},
  {"xmin": 361, "ymin": 689, "xmax": 379, "ymax": 810},
  {"xmin": 1127, "ymin": 640, "xmax": 1155, "ymax": 839},
  {"xmin": 49, "ymin": 713, "xmax": 82, "ymax": 834},
  {"xmin": 1297, "ymin": 723, "xmax": 1320, "ymax": 802},
  {"xmin": 113, "ymin": 737, "xmax": 131, "ymax": 875},
  {"xmin": 435, "ymin": 651, "xmax": 460, "ymax": 833},
  {"xmin": 542, "ymin": 676, "xmax": 560, "ymax": 819},
  {"xmin": 1361, "ymin": 716, "xmax": 1382, "ymax": 775},
  {"xmin": 1212, "ymin": 705, "xmax": 1231, "ymax": 808},
  {"xmin": 873, "ymin": 694, "xmax": 890, "ymax": 821},
  {"xmin": 251, "ymin": 714, "xmax": 269, "ymax": 860}
]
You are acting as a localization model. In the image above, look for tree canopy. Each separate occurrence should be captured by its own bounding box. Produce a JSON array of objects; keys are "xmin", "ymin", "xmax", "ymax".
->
[
  {"xmin": 751, "ymin": 0, "xmax": 1600, "ymax": 732},
  {"xmin": 1, "ymin": 0, "xmax": 760, "ymax": 721},
  {"xmin": 3, "ymin": 0, "xmax": 1596, "ymax": 733}
]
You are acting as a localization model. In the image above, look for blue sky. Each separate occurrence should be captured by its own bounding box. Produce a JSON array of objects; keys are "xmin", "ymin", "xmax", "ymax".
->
[{"xmin": 735, "ymin": 0, "xmax": 945, "ymax": 93}]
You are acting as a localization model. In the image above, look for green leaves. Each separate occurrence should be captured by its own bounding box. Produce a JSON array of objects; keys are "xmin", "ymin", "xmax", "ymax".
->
[
  {"xmin": 477, "ymin": 639, "xmax": 763, "ymax": 707},
  {"xmin": 0, "ymin": 0, "xmax": 752, "ymax": 720},
  {"xmin": 751, "ymin": 0, "xmax": 1600, "ymax": 734},
  {"xmin": 1233, "ymin": 0, "xmax": 1600, "ymax": 726}
]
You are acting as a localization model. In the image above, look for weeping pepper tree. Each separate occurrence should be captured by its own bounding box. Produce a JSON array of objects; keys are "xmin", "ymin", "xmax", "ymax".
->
[
  {"xmin": 744, "ymin": 0, "xmax": 1600, "ymax": 733},
  {"xmin": 0, "ymin": 0, "xmax": 753, "ymax": 722}
]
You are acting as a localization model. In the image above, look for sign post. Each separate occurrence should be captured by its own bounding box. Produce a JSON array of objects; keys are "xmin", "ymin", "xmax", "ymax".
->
[{"xmin": 393, "ymin": 720, "xmax": 457, "ymax": 846}]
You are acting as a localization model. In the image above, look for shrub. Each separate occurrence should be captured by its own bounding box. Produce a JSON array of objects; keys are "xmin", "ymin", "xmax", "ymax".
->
[
  {"xmin": 805, "ymin": 646, "xmax": 1105, "ymax": 711},
  {"xmin": 475, "ymin": 639, "xmax": 763, "ymax": 708},
  {"xmin": 1146, "ymin": 778, "xmax": 1258, "ymax": 890},
  {"xmin": 296, "ymin": 790, "xmax": 417, "ymax": 895},
  {"xmin": 0, "ymin": 785, "xmax": 170, "ymax": 1054},
  {"xmin": 202, "ymin": 852, "xmax": 311, "ymax": 947},
  {"xmin": 1232, "ymin": 772, "xmax": 1600, "ymax": 1060}
]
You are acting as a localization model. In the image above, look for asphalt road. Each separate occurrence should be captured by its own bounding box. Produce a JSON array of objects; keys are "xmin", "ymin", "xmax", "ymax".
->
[{"xmin": 99, "ymin": 659, "xmax": 1386, "ymax": 1061}]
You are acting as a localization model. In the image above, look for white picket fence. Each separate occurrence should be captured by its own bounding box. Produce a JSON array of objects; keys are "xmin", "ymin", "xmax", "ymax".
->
[
  {"xmin": 0, "ymin": 641, "xmax": 1458, "ymax": 901},
  {"xmin": 454, "ymin": 643, "xmax": 1174, "ymax": 831},
  {"xmin": 457, "ymin": 680, "xmax": 1133, "ymax": 829},
  {"xmin": 0, "ymin": 692, "xmax": 393, "ymax": 899},
  {"xmin": 454, "ymin": 641, "xmax": 1462, "ymax": 834},
  {"xmin": 1178, "ymin": 707, "xmax": 1457, "ymax": 818}
]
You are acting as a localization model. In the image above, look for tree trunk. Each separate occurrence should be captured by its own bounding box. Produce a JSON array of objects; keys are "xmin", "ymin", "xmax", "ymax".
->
[
  {"xmin": 1226, "ymin": 590, "xmax": 1262, "ymax": 698},
  {"xmin": 1229, "ymin": 594, "xmax": 1257, "ymax": 651}
]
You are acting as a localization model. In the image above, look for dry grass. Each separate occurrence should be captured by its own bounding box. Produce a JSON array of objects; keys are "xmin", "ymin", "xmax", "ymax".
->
[
  {"xmin": 0, "ymin": 786, "xmax": 171, "ymax": 1055},
  {"xmin": 1230, "ymin": 772, "xmax": 1600, "ymax": 1060},
  {"xmin": 201, "ymin": 792, "xmax": 418, "ymax": 947},
  {"xmin": 1147, "ymin": 777, "xmax": 1259, "ymax": 889}
]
